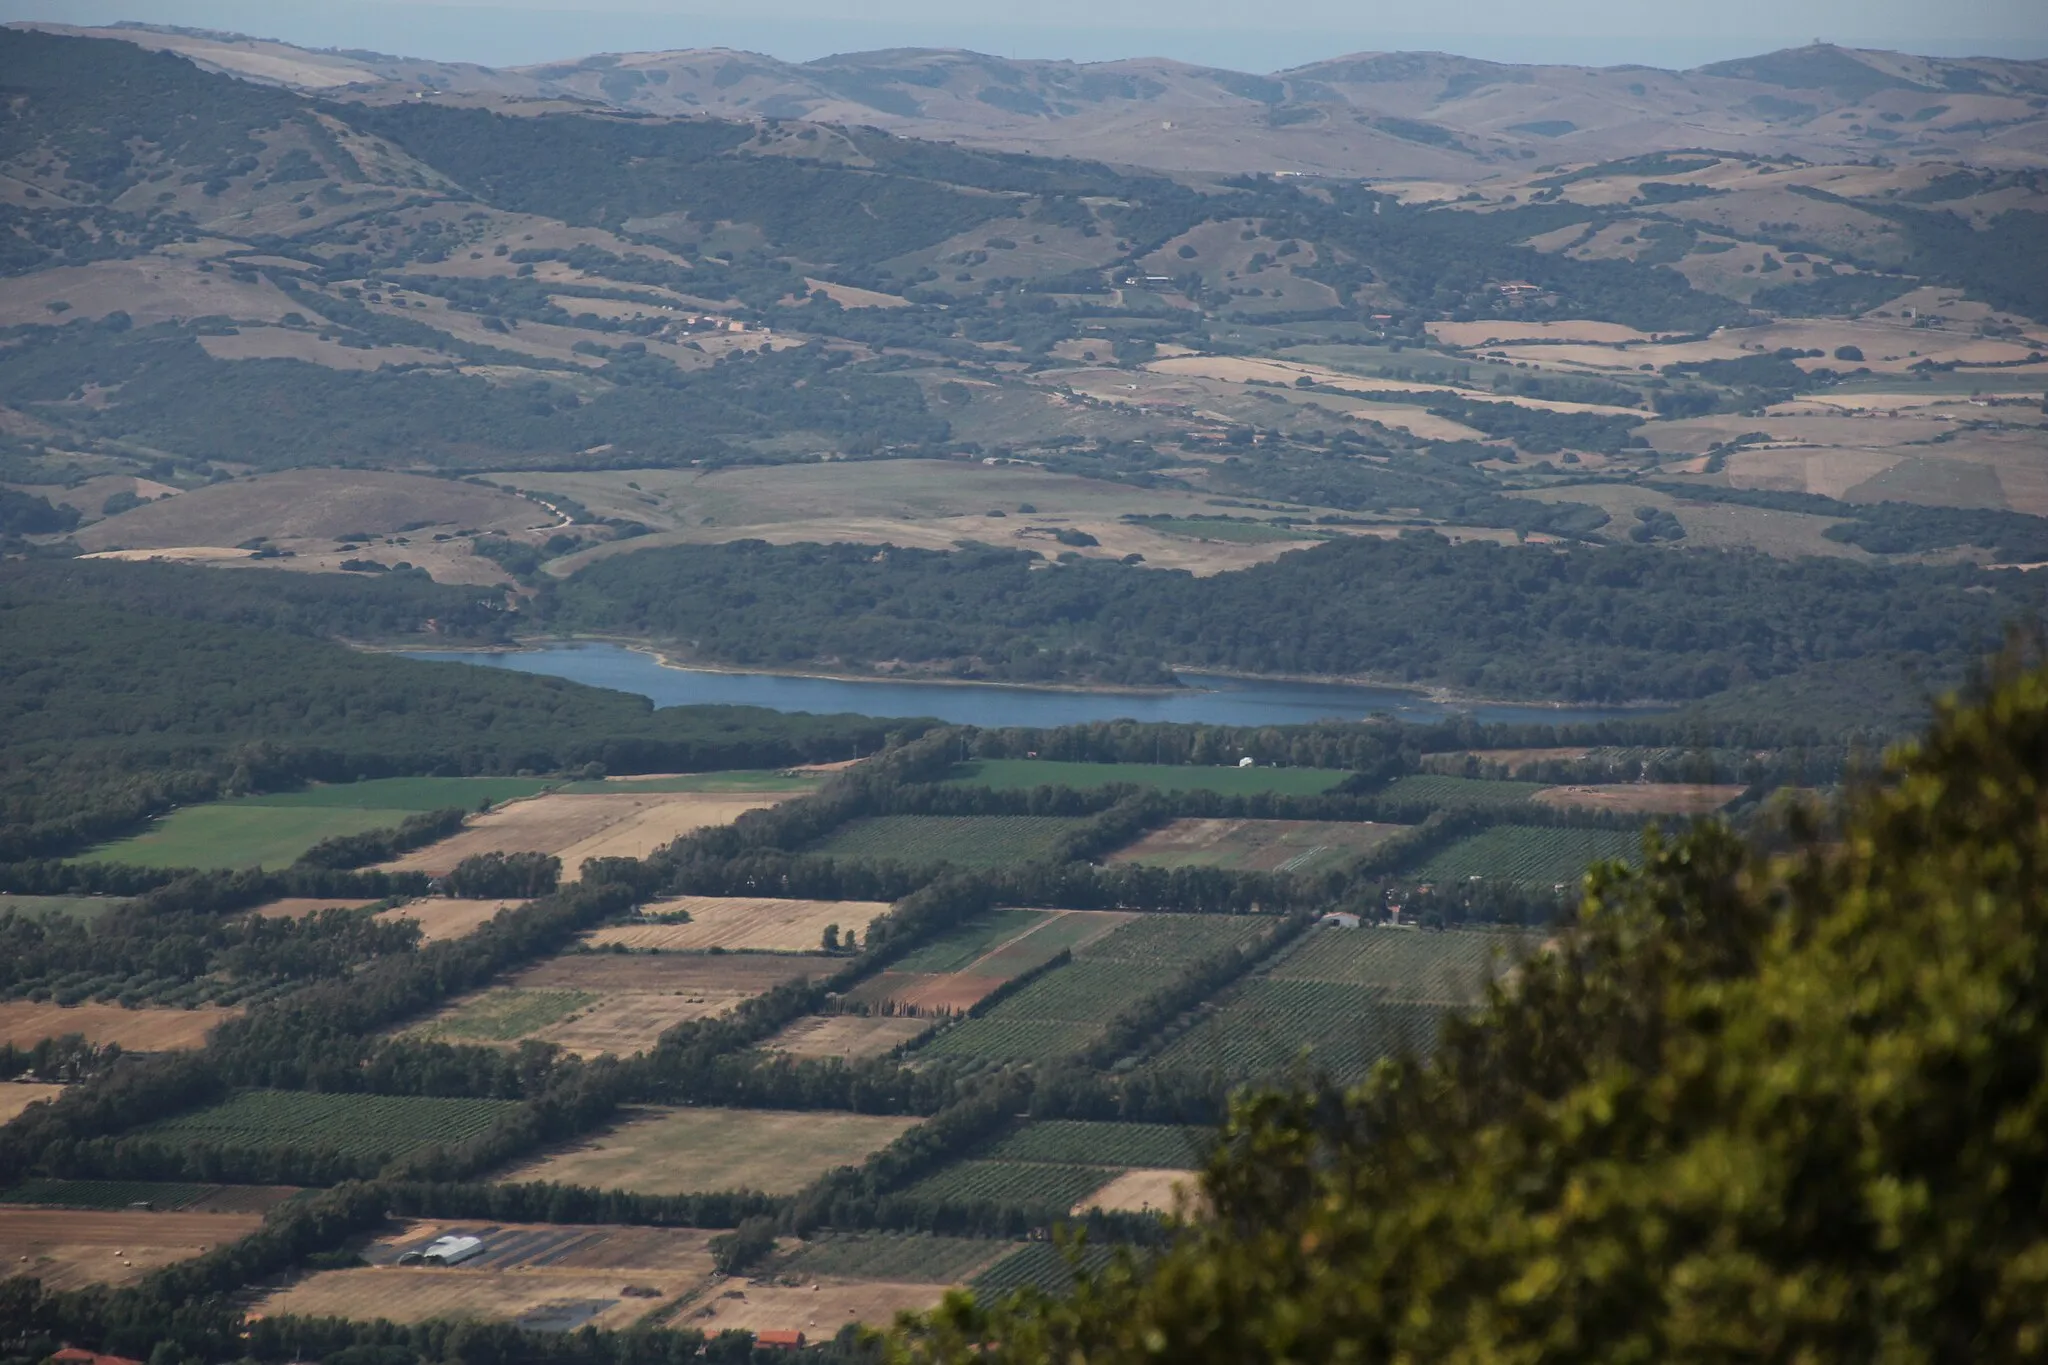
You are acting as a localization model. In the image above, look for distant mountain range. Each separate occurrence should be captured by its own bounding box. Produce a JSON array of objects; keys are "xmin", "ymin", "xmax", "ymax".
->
[{"xmin": 19, "ymin": 23, "xmax": 2048, "ymax": 177}]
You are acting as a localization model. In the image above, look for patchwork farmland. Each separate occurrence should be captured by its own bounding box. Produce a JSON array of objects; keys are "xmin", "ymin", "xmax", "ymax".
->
[
  {"xmin": 409, "ymin": 950, "xmax": 827, "ymax": 1056},
  {"xmin": 257, "ymin": 1221, "xmax": 718, "ymax": 1332},
  {"xmin": 915, "ymin": 915, "xmax": 1273, "ymax": 1063},
  {"xmin": 846, "ymin": 908, "xmax": 1132, "ymax": 1014},
  {"xmin": 1148, "ymin": 925, "xmax": 1531, "ymax": 1086}
]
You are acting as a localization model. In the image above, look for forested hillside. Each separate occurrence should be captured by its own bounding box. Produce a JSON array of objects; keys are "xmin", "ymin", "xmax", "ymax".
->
[{"xmin": 544, "ymin": 535, "xmax": 2035, "ymax": 699}]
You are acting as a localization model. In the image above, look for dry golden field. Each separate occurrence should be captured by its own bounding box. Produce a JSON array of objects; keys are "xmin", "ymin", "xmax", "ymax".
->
[
  {"xmin": 0, "ymin": 1002, "xmax": 238, "ymax": 1051},
  {"xmin": 761, "ymin": 1015, "xmax": 934, "ymax": 1060},
  {"xmin": 0, "ymin": 1082, "xmax": 65, "ymax": 1124},
  {"xmin": 248, "ymin": 897, "xmax": 384, "ymax": 919},
  {"xmin": 256, "ymin": 1220, "xmax": 717, "ymax": 1330},
  {"xmin": 382, "ymin": 792, "xmax": 788, "ymax": 877},
  {"xmin": 586, "ymin": 897, "xmax": 891, "ymax": 952},
  {"xmin": 1106, "ymin": 818, "xmax": 1407, "ymax": 873},
  {"xmin": 375, "ymin": 898, "xmax": 528, "ymax": 943},
  {"xmin": 1531, "ymin": 784, "xmax": 1747, "ymax": 816},
  {"xmin": 497, "ymin": 1106, "xmax": 919, "ymax": 1196},
  {"xmin": 1072, "ymin": 1169, "xmax": 1203, "ymax": 1216},
  {"xmin": 683, "ymin": 1278, "xmax": 950, "ymax": 1337},
  {"xmin": 0, "ymin": 1208, "xmax": 264, "ymax": 1290}
]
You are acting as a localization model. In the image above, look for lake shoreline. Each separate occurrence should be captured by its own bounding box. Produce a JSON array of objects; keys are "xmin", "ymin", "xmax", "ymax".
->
[{"xmin": 393, "ymin": 634, "xmax": 1680, "ymax": 713}]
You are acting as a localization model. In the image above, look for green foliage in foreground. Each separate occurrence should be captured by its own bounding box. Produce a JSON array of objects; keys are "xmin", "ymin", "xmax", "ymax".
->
[{"xmin": 894, "ymin": 660, "xmax": 2048, "ymax": 1361}]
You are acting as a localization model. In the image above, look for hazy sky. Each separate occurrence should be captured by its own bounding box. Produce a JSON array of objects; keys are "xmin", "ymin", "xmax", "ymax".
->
[{"xmin": 8, "ymin": 0, "xmax": 2048, "ymax": 69}]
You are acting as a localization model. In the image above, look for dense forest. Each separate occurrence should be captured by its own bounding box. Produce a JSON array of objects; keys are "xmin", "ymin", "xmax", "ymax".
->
[
  {"xmin": 542, "ymin": 534, "xmax": 2037, "ymax": 699},
  {"xmin": 0, "ymin": 565, "xmax": 917, "ymax": 859}
]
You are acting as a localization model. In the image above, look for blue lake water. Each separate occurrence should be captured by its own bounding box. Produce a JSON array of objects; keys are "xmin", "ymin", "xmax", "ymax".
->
[{"xmin": 401, "ymin": 642, "xmax": 1659, "ymax": 729}]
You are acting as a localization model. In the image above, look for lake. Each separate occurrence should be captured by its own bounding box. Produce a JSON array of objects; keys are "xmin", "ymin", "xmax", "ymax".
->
[{"xmin": 402, "ymin": 642, "xmax": 1660, "ymax": 729}]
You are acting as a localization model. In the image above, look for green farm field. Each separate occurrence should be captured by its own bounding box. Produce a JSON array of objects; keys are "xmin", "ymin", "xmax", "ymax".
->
[
  {"xmin": 1374, "ymin": 775, "xmax": 1546, "ymax": 809},
  {"xmin": 973, "ymin": 1242, "xmax": 1129, "ymax": 1296},
  {"xmin": 916, "ymin": 914, "xmax": 1271, "ymax": 1063},
  {"xmin": 900, "ymin": 1160, "xmax": 1118, "ymax": 1212},
  {"xmin": 945, "ymin": 760, "xmax": 1347, "ymax": 797},
  {"xmin": 81, "ymin": 805, "xmax": 404, "ymax": 871},
  {"xmin": 890, "ymin": 909, "xmax": 1060, "ymax": 974},
  {"xmin": 0, "ymin": 1179, "xmax": 214, "ymax": 1210},
  {"xmin": 1107, "ymin": 817, "xmax": 1406, "ymax": 872},
  {"xmin": 77, "ymin": 776, "xmax": 555, "ymax": 870},
  {"xmin": 220, "ymin": 778, "xmax": 555, "ymax": 808},
  {"xmin": 807, "ymin": 815, "xmax": 1091, "ymax": 869},
  {"xmin": 408, "ymin": 989, "xmax": 597, "ymax": 1043},
  {"xmin": 0, "ymin": 895, "xmax": 121, "ymax": 922},
  {"xmin": 136, "ymin": 1091, "xmax": 520, "ymax": 1162},
  {"xmin": 1410, "ymin": 825, "xmax": 1644, "ymax": 887},
  {"xmin": 981, "ymin": 1121, "xmax": 1206, "ymax": 1169},
  {"xmin": 1147, "ymin": 925, "xmax": 1528, "ymax": 1086},
  {"xmin": 775, "ymin": 1234, "xmax": 1009, "ymax": 1284}
]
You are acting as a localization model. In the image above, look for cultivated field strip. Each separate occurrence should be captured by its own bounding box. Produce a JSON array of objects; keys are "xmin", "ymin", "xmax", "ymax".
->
[
  {"xmin": 900, "ymin": 1160, "xmax": 1119, "ymax": 1211},
  {"xmin": 1375, "ymin": 775, "xmax": 1547, "ymax": 809},
  {"xmin": 585, "ymin": 896, "xmax": 892, "ymax": 952},
  {"xmin": 260, "ymin": 1220, "xmax": 718, "ymax": 1331},
  {"xmin": 1409, "ymin": 825, "xmax": 1644, "ymax": 887},
  {"xmin": 0, "ymin": 1002, "xmax": 237, "ymax": 1051},
  {"xmin": 972, "ymin": 1242, "xmax": 1129, "ymax": 1296},
  {"xmin": 980, "ymin": 1121, "xmax": 1206, "ymax": 1169},
  {"xmin": 775, "ymin": 1234, "xmax": 1011, "ymax": 1284},
  {"xmin": 496, "ymin": 1106, "xmax": 920, "ymax": 1196},
  {"xmin": 1105, "ymin": 817, "xmax": 1407, "ymax": 872},
  {"xmin": 1265, "ymin": 927, "xmax": 1530, "ymax": 1003},
  {"xmin": 137, "ymin": 1090, "xmax": 521, "ymax": 1161},
  {"xmin": 0, "ymin": 1207, "xmax": 266, "ymax": 1291},
  {"xmin": 912, "ymin": 914, "xmax": 1272, "ymax": 1063},
  {"xmin": 380, "ymin": 790, "xmax": 791, "ymax": 877},
  {"xmin": 806, "ymin": 815, "xmax": 1093, "ymax": 869},
  {"xmin": 1149, "ymin": 984, "xmax": 1448, "ymax": 1085}
]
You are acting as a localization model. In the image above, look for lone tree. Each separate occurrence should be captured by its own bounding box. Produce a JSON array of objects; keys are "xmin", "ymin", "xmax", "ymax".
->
[{"xmin": 894, "ymin": 655, "xmax": 2048, "ymax": 1363}]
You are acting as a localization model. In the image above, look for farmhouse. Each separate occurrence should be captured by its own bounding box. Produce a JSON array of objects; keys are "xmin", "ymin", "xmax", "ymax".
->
[{"xmin": 757, "ymin": 1330, "xmax": 806, "ymax": 1349}]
